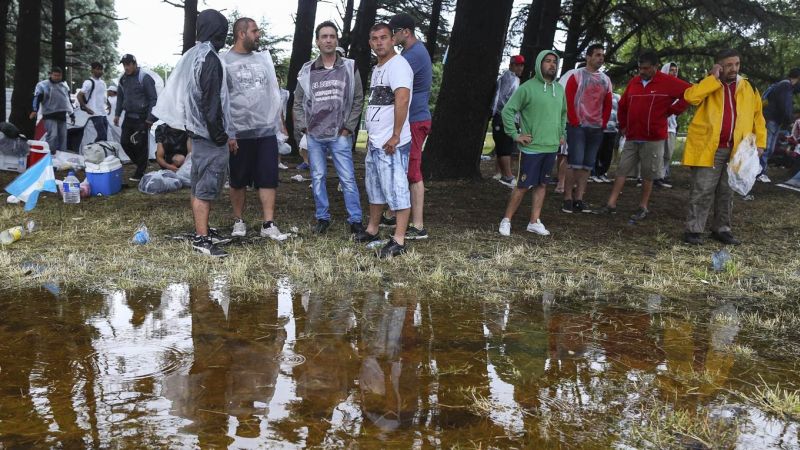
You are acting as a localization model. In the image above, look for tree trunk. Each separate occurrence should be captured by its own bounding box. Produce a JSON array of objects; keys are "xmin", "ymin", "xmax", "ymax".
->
[
  {"xmin": 285, "ymin": 0, "xmax": 318, "ymax": 149},
  {"xmin": 520, "ymin": 0, "xmax": 561, "ymax": 81},
  {"xmin": 339, "ymin": 0, "xmax": 355, "ymax": 53},
  {"xmin": 51, "ymin": 0, "xmax": 66, "ymax": 70},
  {"xmin": 560, "ymin": 0, "xmax": 585, "ymax": 76},
  {"xmin": 425, "ymin": 0, "xmax": 443, "ymax": 62},
  {"xmin": 10, "ymin": 0, "xmax": 41, "ymax": 137},
  {"xmin": 182, "ymin": 0, "xmax": 198, "ymax": 54},
  {"xmin": 423, "ymin": 0, "xmax": 515, "ymax": 180},
  {"xmin": 0, "ymin": 0, "xmax": 10, "ymax": 120},
  {"xmin": 349, "ymin": 0, "xmax": 379, "ymax": 97}
]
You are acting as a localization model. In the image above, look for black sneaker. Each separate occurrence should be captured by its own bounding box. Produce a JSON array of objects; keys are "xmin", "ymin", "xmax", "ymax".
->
[
  {"xmin": 573, "ymin": 200, "xmax": 592, "ymax": 213},
  {"xmin": 208, "ymin": 227, "xmax": 232, "ymax": 245},
  {"xmin": 684, "ymin": 232, "xmax": 703, "ymax": 245},
  {"xmin": 192, "ymin": 235, "xmax": 228, "ymax": 258},
  {"xmin": 654, "ymin": 179, "xmax": 673, "ymax": 189},
  {"xmin": 593, "ymin": 205, "xmax": 617, "ymax": 215},
  {"xmin": 350, "ymin": 222, "xmax": 365, "ymax": 234},
  {"xmin": 379, "ymin": 213, "xmax": 396, "ymax": 228},
  {"xmin": 378, "ymin": 238, "xmax": 406, "ymax": 258},
  {"xmin": 406, "ymin": 226, "xmax": 429, "ymax": 240},
  {"xmin": 710, "ymin": 231, "xmax": 741, "ymax": 245},
  {"xmin": 314, "ymin": 219, "xmax": 331, "ymax": 234},
  {"xmin": 630, "ymin": 207, "xmax": 649, "ymax": 221},
  {"xmin": 354, "ymin": 229, "xmax": 380, "ymax": 244},
  {"xmin": 561, "ymin": 200, "xmax": 574, "ymax": 213}
]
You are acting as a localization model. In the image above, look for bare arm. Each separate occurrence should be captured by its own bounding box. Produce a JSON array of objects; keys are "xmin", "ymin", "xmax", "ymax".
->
[{"xmin": 383, "ymin": 87, "xmax": 410, "ymax": 155}]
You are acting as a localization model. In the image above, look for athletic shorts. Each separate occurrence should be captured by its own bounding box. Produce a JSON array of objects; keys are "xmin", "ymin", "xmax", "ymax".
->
[
  {"xmin": 566, "ymin": 124, "xmax": 604, "ymax": 170},
  {"xmin": 615, "ymin": 140, "xmax": 664, "ymax": 180},
  {"xmin": 229, "ymin": 135, "xmax": 279, "ymax": 189},
  {"xmin": 517, "ymin": 152, "xmax": 557, "ymax": 188},
  {"xmin": 408, "ymin": 120, "xmax": 431, "ymax": 184},
  {"xmin": 492, "ymin": 114, "xmax": 515, "ymax": 157},
  {"xmin": 190, "ymin": 138, "xmax": 228, "ymax": 201}
]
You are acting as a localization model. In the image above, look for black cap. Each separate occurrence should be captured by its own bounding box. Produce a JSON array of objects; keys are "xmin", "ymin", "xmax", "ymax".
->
[
  {"xmin": 388, "ymin": 13, "xmax": 415, "ymax": 32},
  {"xmin": 120, "ymin": 54, "xmax": 137, "ymax": 64}
]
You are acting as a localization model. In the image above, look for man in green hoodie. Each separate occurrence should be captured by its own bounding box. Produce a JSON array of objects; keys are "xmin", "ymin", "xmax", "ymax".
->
[{"xmin": 499, "ymin": 51, "xmax": 567, "ymax": 237}]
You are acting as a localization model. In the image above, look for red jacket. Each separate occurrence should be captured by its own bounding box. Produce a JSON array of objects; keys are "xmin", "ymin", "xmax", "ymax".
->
[{"xmin": 618, "ymin": 71, "xmax": 691, "ymax": 141}]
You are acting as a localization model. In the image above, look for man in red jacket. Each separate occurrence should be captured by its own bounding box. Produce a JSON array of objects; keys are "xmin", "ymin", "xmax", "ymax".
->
[{"xmin": 594, "ymin": 51, "xmax": 691, "ymax": 221}]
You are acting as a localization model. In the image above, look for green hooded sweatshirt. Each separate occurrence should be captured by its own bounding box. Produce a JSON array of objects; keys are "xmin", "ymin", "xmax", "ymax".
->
[{"xmin": 501, "ymin": 50, "xmax": 567, "ymax": 154}]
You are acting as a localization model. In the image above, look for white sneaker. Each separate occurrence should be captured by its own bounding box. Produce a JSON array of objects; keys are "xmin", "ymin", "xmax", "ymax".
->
[
  {"xmin": 232, "ymin": 218, "xmax": 247, "ymax": 237},
  {"xmin": 499, "ymin": 218, "xmax": 511, "ymax": 237},
  {"xmin": 599, "ymin": 175, "xmax": 612, "ymax": 183},
  {"xmin": 261, "ymin": 223, "xmax": 289, "ymax": 241},
  {"xmin": 757, "ymin": 174, "xmax": 771, "ymax": 183},
  {"xmin": 492, "ymin": 173, "xmax": 502, "ymax": 180},
  {"xmin": 588, "ymin": 176, "xmax": 598, "ymax": 183},
  {"xmin": 526, "ymin": 219, "xmax": 550, "ymax": 236},
  {"xmin": 278, "ymin": 162, "xmax": 289, "ymax": 170}
]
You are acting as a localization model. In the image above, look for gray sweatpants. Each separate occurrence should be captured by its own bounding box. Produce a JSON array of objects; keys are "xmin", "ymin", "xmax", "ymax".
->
[
  {"xmin": 44, "ymin": 119, "xmax": 67, "ymax": 153},
  {"xmin": 686, "ymin": 147, "xmax": 733, "ymax": 233}
]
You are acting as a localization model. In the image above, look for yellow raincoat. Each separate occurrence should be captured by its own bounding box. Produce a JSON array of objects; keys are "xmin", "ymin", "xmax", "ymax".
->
[{"xmin": 682, "ymin": 75, "xmax": 767, "ymax": 168}]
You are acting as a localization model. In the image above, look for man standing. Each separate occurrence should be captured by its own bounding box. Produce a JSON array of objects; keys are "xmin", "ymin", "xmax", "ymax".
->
[
  {"xmin": 293, "ymin": 21, "xmax": 364, "ymax": 235},
  {"xmin": 114, "ymin": 54, "xmax": 158, "ymax": 181},
  {"xmin": 77, "ymin": 62, "xmax": 109, "ymax": 143},
  {"xmin": 560, "ymin": 44, "xmax": 612, "ymax": 213},
  {"xmin": 498, "ymin": 51, "xmax": 566, "ymax": 237},
  {"xmin": 389, "ymin": 13, "xmax": 433, "ymax": 240},
  {"xmin": 682, "ymin": 49, "xmax": 766, "ymax": 245},
  {"xmin": 656, "ymin": 61, "xmax": 680, "ymax": 188},
  {"xmin": 594, "ymin": 51, "xmax": 690, "ymax": 221},
  {"xmin": 30, "ymin": 67, "xmax": 75, "ymax": 153},
  {"xmin": 224, "ymin": 17, "xmax": 288, "ymax": 241},
  {"xmin": 759, "ymin": 67, "xmax": 800, "ymax": 183},
  {"xmin": 490, "ymin": 55, "xmax": 525, "ymax": 188},
  {"xmin": 354, "ymin": 23, "xmax": 414, "ymax": 258}
]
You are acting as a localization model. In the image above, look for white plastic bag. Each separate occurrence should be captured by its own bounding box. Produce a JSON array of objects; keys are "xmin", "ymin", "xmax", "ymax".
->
[
  {"xmin": 138, "ymin": 170, "xmax": 182, "ymax": 195},
  {"xmin": 175, "ymin": 153, "xmax": 192, "ymax": 187},
  {"xmin": 727, "ymin": 134, "xmax": 761, "ymax": 196}
]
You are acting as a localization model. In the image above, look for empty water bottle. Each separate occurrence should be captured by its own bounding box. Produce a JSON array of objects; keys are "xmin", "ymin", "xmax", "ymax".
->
[
  {"xmin": 712, "ymin": 249, "xmax": 732, "ymax": 272},
  {"xmin": 63, "ymin": 171, "xmax": 81, "ymax": 204},
  {"xmin": 132, "ymin": 224, "xmax": 150, "ymax": 245},
  {"xmin": 0, "ymin": 220, "xmax": 35, "ymax": 245}
]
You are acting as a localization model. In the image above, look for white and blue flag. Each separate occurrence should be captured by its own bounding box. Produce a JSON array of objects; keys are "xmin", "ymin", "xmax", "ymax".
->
[{"xmin": 5, "ymin": 154, "xmax": 57, "ymax": 211}]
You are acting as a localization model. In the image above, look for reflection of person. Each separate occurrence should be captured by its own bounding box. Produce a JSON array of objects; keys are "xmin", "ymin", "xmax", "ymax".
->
[
  {"xmin": 115, "ymin": 54, "xmax": 158, "ymax": 181},
  {"xmin": 30, "ymin": 67, "xmax": 75, "ymax": 153},
  {"xmin": 154, "ymin": 123, "xmax": 191, "ymax": 171},
  {"xmin": 77, "ymin": 62, "xmax": 109, "ymax": 143}
]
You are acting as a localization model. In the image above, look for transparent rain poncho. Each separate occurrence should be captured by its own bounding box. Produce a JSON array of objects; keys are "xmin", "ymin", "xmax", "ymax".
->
[
  {"xmin": 152, "ymin": 42, "xmax": 233, "ymax": 140},
  {"xmin": 297, "ymin": 58, "xmax": 356, "ymax": 142},
  {"xmin": 223, "ymin": 49, "xmax": 283, "ymax": 139}
]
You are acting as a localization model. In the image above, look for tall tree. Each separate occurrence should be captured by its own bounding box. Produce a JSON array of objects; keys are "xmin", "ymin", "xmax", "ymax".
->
[
  {"xmin": 519, "ymin": 0, "xmax": 561, "ymax": 81},
  {"xmin": 51, "ymin": 0, "xmax": 66, "ymax": 70},
  {"xmin": 339, "ymin": 0, "xmax": 355, "ymax": 52},
  {"xmin": 560, "ymin": 0, "xmax": 586, "ymax": 76},
  {"xmin": 425, "ymin": 0, "xmax": 443, "ymax": 61},
  {"xmin": 0, "ymin": 0, "xmax": 10, "ymax": 120},
  {"xmin": 423, "ymin": 0, "xmax": 515, "ymax": 180},
  {"xmin": 349, "ymin": 0, "xmax": 379, "ymax": 96},
  {"xmin": 10, "ymin": 0, "xmax": 42, "ymax": 137},
  {"xmin": 285, "ymin": 0, "xmax": 319, "ymax": 147},
  {"xmin": 181, "ymin": 0, "xmax": 198, "ymax": 54}
]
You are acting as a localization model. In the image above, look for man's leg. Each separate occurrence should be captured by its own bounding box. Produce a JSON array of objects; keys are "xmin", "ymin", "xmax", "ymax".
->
[
  {"xmin": 503, "ymin": 188, "xmax": 527, "ymax": 220},
  {"xmin": 367, "ymin": 203, "xmax": 383, "ymax": 235},
  {"xmin": 575, "ymin": 128, "xmax": 603, "ymax": 201},
  {"xmin": 686, "ymin": 156, "xmax": 722, "ymax": 234},
  {"xmin": 364, "ymin": 146, "xmax": 384, "ymax": 236},
  {"xmin": 638, "ymin": 140, "xmax": 665, "ymax": 209},
  {"xmin": 94, "ymin": 116, "xmax": 108, "ymax": 142},
  {"xmin": 563, "ymin": 125, "xmax": 584, "ymax": 202},
  {"xmin": 530, "ymin": 184, "xmax": 547, "ymax": 223},
  {"xmin": 604, "ymin": 141, "xmax": 638, "ymax": 208},
  {"xmin": 711, "ymin": 148, "xmax": 734, "ymax": 233},
  {"xmin": 382, "ymin": 143, "xmax": 412, "ymax": 245},
  {"xmin": 760, "ymin": 120, "xmax": 780, "ymax": 176},
  {"xmin": 57, "ymin": 120, "xmax": 68, "ymax": 152},
  {"xmin": 230, "ymin": 188, "xmax": 246, "ymax": 219},
  {"xmin": 498, "ymin": 156, "xmax": 513, "ymax": 178},
  {"xmin": 228, "ymin": 137, "xmax": 252, "ymax": 221},
  {"xmin": 258, "ymin": 188, "xmax": 276, "ymax": 223},
  {"xmin": 662, "ymin": 132, "xmax": 675, "ymax": 179},
  {"xmin": 307, "ymin": 136, "xmax": 331, "ymax": 221},
  {"xmin": 393, "ymin": 208, "xmax": 410, "ymax": 245},
  {"xmin": 253, "ymin": 136, "xmax": 280, "ymax": 225},
  {"xmin": 573, "ymin": 168, "xmax": 590, "ymax": 200},
  {"xmin": 44, "ymin": 119, "xmax": 59, "ymax": 153},
  {"xmin": 330, "ymin": 135, "xmax": 362, "ymax": 224},
  {"xmin": 408, "ymin": 121, "xmax": 430, "ymax": 229},
  {"xmin": 556, "ymin": 155, "xmax": 567, "ymax": 192},
  {"xmin": 192, "ymin": 196, "xmax": 211, "ymax": 236},
  {"xmin": 134, "ymin": 122, "xmax": 149, "ymax": 178}
]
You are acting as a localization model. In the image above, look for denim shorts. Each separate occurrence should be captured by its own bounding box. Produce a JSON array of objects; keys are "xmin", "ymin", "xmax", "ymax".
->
[
  {"xmin": 566, "ymin": 124, "xmax": 604, "ymax": 170},
  {"xmin": 365, "ymin": 142, "xmax": 411, "ymax": 211}
]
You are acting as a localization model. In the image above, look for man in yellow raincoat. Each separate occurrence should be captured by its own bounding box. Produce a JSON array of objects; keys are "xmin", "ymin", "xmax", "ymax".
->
[{"xmin": 682, "ymin": 49, "xmax": 766, "ymax": 246}]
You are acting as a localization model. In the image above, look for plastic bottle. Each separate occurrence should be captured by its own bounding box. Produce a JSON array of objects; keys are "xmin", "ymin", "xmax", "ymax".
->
[
  {"xmin": 63, "ymin": 171, "xmax": 81, "ymax": 204},
  {"xmin": 0, "ymin": 220, "xmax": 35, "ymax": 245},
  {"xmin": 132, "ymin": 224, "xmax": 150, "ymax": 245},
  {"xmin": 712, "ymin": 249, "xmax": 732, "ymax": 272}
]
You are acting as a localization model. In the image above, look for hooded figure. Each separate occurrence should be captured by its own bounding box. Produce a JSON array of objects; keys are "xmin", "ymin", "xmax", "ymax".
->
[{"xmin": 661, "ymin": 61, "xmax": 680, "ymax": 134}]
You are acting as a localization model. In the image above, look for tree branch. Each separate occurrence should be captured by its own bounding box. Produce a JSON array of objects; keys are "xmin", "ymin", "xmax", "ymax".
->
[{"xmin": 66, "ymin": 11, "xmax": 126, "ymax": 25}]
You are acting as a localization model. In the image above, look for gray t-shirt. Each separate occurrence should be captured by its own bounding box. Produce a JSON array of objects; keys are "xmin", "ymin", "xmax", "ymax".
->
[{"xmin": 307, "ymin": 64, "xmax": 350, "ymax": 140}]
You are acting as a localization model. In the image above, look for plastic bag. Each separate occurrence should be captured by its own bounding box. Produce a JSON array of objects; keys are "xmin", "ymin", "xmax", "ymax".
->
[
  {"xmin": 132, "ymin": 224, "xmax": 150, "ymax": 245},
  {"xmin": 727, "ymin": 134, "xmax": 761, "ymax": 196},
  {"xmin": 0, "ymin": 134, "xmax": 29, "ymax": 156},
  {"xmin": 51, "ymin": 150, "xmax": 85, "ymax": 170},
  {"xmin": 137, "ymin": 170, "xmax": 182, "ymax": 194},
  {"xmin": 83, "ymin": 141, "xmax": 123, "ymax": 164},
  {"xmin": 175, "ymin": 153, "xmax": 192, "ymax": 187}
]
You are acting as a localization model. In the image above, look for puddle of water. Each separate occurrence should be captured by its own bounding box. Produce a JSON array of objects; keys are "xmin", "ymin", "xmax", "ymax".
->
[{"xmin": 0, "ymin": 285, "xmax": 798, "ymax": 448}]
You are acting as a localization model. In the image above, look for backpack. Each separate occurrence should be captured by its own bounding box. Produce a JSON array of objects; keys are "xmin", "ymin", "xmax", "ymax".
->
[{"xmin": 85, "ymin": 79, "xmax": 96, "ymax": 102}]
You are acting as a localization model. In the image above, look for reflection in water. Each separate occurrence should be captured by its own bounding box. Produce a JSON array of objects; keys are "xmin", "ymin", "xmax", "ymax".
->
[{"xmin": 0, "ymin": 287, "xmax": 797, "ymax": 448}]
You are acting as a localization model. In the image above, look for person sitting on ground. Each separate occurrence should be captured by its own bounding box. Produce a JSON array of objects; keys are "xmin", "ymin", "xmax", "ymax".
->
[
  {"xmin": 154, "ymin": 123, "xmax": 191, "ymax": 172},
  {"xmin": 30, "ymin": 67, "xmax": 75, "ymax": 153},
  {"xmin": 490, "ymin": 55, "xmax": 525, "ymax": 188}
]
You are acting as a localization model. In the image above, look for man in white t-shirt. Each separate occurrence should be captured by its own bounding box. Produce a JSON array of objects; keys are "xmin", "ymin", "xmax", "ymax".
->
[
  {"xmin": 353, "ymin": 23, "xmax": 413, "ymax": 258},
  {"xmin": 77, "ymin": 62, "xmax": 109, "ymax": 142}
]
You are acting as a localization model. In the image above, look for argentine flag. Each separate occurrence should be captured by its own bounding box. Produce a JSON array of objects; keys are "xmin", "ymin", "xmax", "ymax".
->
[{"xmin": 5, "ymin": 154, "xmax": 57, "ymax": 211}]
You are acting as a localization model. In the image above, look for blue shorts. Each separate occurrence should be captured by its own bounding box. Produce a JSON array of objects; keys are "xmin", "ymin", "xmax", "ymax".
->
[
  {"xmin": 365, "ymin": 142, "xmax": 411, "ymax": 211},
  {"xmin": 566, "ymin": 125, "xmax": 604, "ymax": 170},
  {"xmin": 517, "ymin": 152, "xmax": 556, "ymax": 188}
]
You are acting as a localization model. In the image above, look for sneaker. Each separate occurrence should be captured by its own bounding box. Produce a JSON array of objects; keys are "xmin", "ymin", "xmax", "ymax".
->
[
  {"xmin": 599, "ymin": 175, "xmax": 612, "ymax": 183},
  {"xmin": 710, "ymin": 231, "xmax": 741, "ymax": 245},
  {"xmin": 378, "ymin": 238, "xmax": 406, "ymax": 258},
  {"xmin": 757, "ymin": 174, "xmax": 771, "ymax": 183},
  {"xmin": 314, "ymin": 219, "xmax": 331, "ymax": 234},
  {"xmin": 573, "ymin": 200, "xmax": 592, "ymax": 213},
  {"xmin": 296, "ymin": 162, "xmax": 310, "ymax": 170},
  {"xmin": 498, "ymin": 176, "xmax": 516, "ymax": 188},
  {"xmin": 350, "ymin": 222, "xmax": 365, "ymax": 235},
  {"xmin": 588, "ymin": 176, "xmax": 600, "ymax": 183},
  {"xmin": 208, "ymin": 227, "xmax": 232, "ymax": 245},
  {"xmin": 379, "ymin": 213, "xmax": 397, "ymax": 228},
  {"xmin": 406, "ymin": 225, "xmax": 429, "ymax": 240},
  {"xmin": 129, "ymin": 176, "xmax": 141, "ymax": 182},
  {"xmin": 593, "ymin": 205, "xmax": 617, "ymax": 215},
  {"xmin": 231, "ymin": 218, "xmax": 247, "ymax": 237},
  {"xmin": 683, "ymin": 232, "xmax": 703, "ymax": 245},
  {"xmin": 499, "ymin": 218, "xmax": 511, "ymax": 236},
  {"xmin": 561, "ymin": 200, "xmax": 574, "ymax": 213},
  {"xmin": 526, "ymin": 219, "xmax": 550, "ymax": 236},
  {"xmin": 278, "ymin": 162, "xmax": 289, "ymax": 170},
  {"xmin": 630, "ymin": 207, "xmax": 649, "ymax": 221},
  {"xmin": 192, "ymin": 235, "xmax": 228, "ymax": 258},
  {"xmin": 492, "ymin": 173, "xmax": 503, "ymax": 180},
  {"xmin": 261, "ymin": 222, "xmax": 289, "ymax": 241},
  {"xmin": 654, "ymin": 179, "xmax": 672, "ymax": 189},
  {"xmin": 354, "ymin": 229, "xmax": 380, "ymax": 244}
]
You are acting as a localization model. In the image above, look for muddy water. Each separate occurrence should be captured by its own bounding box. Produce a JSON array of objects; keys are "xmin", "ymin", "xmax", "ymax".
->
[{"xmin": 0, "ymin": 283, "xmax": 798, "ymax": 449}]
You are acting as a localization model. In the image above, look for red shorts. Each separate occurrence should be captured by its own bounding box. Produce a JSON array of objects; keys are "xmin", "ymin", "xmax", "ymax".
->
[{"xmin": 408, "ymin": 120, "xmax": 431, "ymax": 183}]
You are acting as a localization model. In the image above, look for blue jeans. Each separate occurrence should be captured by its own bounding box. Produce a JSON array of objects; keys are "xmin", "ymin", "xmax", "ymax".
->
[
  {"xmin": 44, "ymin": 118, "xmax": 67, "ymax": 152},
  {"xmin": 89, "ymin": 116, "xmax": 108, "ymax": 142},
  {"xmin": 307, "ymin": 134, "xmax": 362, "ymax": 223},
  {"xmin": 760, "ymin": 120, "xmax": 780, "ymax": 175}
]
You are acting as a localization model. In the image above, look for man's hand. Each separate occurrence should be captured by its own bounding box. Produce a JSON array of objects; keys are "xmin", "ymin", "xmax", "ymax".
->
[
  {"xmin": 228, "ymin": 138, "xmax": 239, "ymax": 155},
  {"xmin": 28, "ymin": 112, "xmax": 37, "ymax": 120},
  {"xmin": 83, "ymin": 107, "xmax": 95, "ymax": 116},
  {"xmin": 340, "ymin": 129, "xmax": 351, "ymax": 137},
  {"xmin": 69, "ymin": 114, "xmax": 76, "ymax": 125},
  {"xmin": 757, "ymin": 147, "xmax": 765, "ymax": 157},
  {"xmin": 560, "ymin": 137, "xmax": 566, "ymax": 146},
  {"xmin": 515, "ymin": 134, "xmax": 532, "ymax": 146},
  {"xmin": 710, "ymin": 64, "xmax": 722, "ymax": 79},
  {"xmin": 383, "ymin": 134, "xmax": 400, "ymax": 155},
  {"xmin": 113, "ymin": 116, "xmax": 120, "ymax": 127}
]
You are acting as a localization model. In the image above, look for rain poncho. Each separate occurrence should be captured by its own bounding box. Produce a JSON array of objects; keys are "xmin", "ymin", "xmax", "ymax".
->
[
  {"xmin": 491, "ymin": 70, "xmax": 520, "ymax": 116},
  {"xmin": 296, "ymin": 57, "xmax": 356, "ymax": 142},
  {"xmin": 222, "ymin": 49, "xmax": 282, "ymax": 139}
]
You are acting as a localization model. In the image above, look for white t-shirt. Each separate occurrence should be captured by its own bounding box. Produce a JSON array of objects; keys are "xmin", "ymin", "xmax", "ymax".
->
[
  {"xmin": 80, "ymin": 77, "xmax": 108, "ymax": 117},
  {"xmin": 365, "ymin": 54, "xmax": 413, "ymax": 148}
]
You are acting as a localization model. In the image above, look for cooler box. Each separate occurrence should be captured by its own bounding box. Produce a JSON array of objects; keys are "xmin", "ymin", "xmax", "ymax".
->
[
  {"xmin": 85, "ymin": 158, "xmax": 123, "ymax": 196},
  {"xmin": 27, "ymin": 140, "xmax": 50, "ymax": 167},
  {"xmin": 0, "ymin": 152, "xmax": 25, "ymax": 172}
]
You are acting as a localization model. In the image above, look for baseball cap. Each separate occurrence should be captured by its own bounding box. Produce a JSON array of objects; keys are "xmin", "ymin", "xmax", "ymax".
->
[
  {"xmin": 388, "ymin": 13, "xmax": 415, "ymax": 32},
  {"xmin": 120, "ymin": 54, "xmax": 137, "ymax": 64},
  {"xmin": 510, "ymin": 55, "xmax": 525, "ymax": 65}
]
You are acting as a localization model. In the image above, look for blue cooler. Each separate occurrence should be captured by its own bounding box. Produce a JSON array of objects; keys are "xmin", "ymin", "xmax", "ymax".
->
[{"xmin": 86, "ymin": 158, "xmax": 123, "ymax": 196}]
